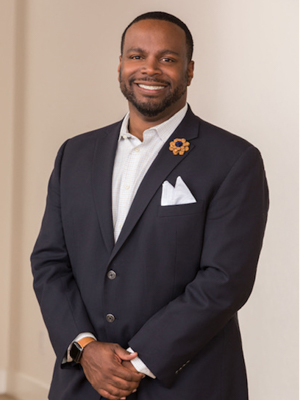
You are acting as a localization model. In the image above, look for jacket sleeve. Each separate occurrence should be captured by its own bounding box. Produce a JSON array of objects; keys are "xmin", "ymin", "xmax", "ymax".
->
[
  {"xmin": 129, "ymin": 145, "xmax": 269, "ymax": 387},
  {"xmin": 30, "ymin": 141, "xmax": 96, "ymax": 366}
]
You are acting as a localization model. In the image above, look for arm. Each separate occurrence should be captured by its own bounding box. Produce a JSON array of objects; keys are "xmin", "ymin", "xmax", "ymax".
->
[
  {"xmin": 31, "ymin": 141, "xmax": 96, "ymax": 363},
  {"xmin": 129, "ymin": 145, "xmax": 269, "ymax": 387},
  {"xmin": 31, "ymin": 142, "xmax": 144, "ymax": 399}
]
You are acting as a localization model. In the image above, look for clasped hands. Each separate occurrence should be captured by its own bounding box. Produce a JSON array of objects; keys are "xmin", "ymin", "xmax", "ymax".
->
[{"xmin": 80, "ymin": 341, "xmax": 145, "ymax": 400}]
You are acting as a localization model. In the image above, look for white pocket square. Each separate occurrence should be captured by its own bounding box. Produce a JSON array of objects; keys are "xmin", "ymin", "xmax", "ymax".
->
[{"xmin": 161, "ymin": 176, "xmax": 197, "ymax": 206}]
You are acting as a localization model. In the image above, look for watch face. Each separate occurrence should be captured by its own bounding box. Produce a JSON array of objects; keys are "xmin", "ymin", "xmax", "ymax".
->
[{"xmin": 70, "ymin": 342, "xmax": 82, "ymax": 363}]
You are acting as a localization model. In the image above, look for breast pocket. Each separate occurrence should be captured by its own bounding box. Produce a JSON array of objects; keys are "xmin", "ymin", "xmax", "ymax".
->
[{"xmin": 158, "ymin": 201, "xmax": 205, "ymax": 217}]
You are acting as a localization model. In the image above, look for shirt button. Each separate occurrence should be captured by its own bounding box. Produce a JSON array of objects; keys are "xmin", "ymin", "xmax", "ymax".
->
[
  {"xmin": 107, "ymin": 270, "xmax": 117, "ymax": 280},
  {"xmin": 134, "ymin": 148, "xmax": 140, "ymax": 152},
  {"xmin": 124, "ymin": 184, "xmax": 130, "ymax": 190},
  {"xmin": 106, "ymin": 314, "xmax": 115, "ymax": 323}
]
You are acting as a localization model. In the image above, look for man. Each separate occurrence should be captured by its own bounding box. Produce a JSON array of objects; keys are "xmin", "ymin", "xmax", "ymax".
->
[{"xmin": 31, "ymin": 11, "xmax": 269, "ymax": 400}]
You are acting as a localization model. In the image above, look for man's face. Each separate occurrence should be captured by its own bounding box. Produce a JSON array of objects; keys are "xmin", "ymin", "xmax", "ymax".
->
[{"xmin": 118, "ymin": 19, "xmax": 194, "ymax": 119}]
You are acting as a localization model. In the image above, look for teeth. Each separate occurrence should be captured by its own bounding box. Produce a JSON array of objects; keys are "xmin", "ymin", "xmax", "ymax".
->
[{"xmin": 138, "ymin": 84, "xmax": 165, "ymax": 90}]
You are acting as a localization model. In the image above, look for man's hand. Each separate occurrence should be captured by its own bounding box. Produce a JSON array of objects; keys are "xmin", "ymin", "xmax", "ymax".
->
[
  {"xmin": 80, "ymin": 341, "xmax": 144, "ymax": 400},
  {"xmin": 122, "ymin": 360, "xmax": 138, "ymax": 372}
]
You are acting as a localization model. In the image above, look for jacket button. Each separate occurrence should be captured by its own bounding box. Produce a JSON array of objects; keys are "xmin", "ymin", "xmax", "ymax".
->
[
  {"xmin": 106, "ymin": 314, "xmax": 115, "ymax": 323},
  {"xmin": 107, "ymin": 270, "xmax": 117, "ymax": 280}
]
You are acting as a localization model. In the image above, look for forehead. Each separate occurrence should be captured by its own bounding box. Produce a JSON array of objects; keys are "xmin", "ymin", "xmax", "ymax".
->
[{"xmin": 123, "ymin": 19, "xmax": 187, "ymax": 54}]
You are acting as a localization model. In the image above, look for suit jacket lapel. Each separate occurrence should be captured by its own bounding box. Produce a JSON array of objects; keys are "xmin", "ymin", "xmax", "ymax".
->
[
  {"xmin": 92, "ymin": 121, "xmax": 121, "ymax": 254},
  {"xmin": 108, "ymin": 108, "xmax": 201, "ymax": 263}
]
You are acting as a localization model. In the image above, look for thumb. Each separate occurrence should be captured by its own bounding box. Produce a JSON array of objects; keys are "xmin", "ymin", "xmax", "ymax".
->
[{"xmin": 115, "ymin": 346, "xmax": 138, "ymax": 361}]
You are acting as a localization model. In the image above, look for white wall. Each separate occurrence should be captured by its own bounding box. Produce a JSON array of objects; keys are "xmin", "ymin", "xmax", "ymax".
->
[{"xmin": 1, "ymin": 1, "xmax": 298, "ymax": 399}]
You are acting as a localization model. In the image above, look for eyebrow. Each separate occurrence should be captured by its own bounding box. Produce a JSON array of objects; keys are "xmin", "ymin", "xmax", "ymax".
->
[
  {"xmin": 125, "ymin": 47, "xmax": 180, "ymax": 57},
  {"xmin": 125, "ymin": 47, "xmax": 144, "ymax": 54}
]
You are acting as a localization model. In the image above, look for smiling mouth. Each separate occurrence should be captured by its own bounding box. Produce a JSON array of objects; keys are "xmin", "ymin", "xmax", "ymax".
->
[
  {"xmin": 138, "ymin": 84, "xmax": 166, "ymax": 91},
  {"xmin": 135, "ymin": 81, "xmax": 168, "ymax": 91}
]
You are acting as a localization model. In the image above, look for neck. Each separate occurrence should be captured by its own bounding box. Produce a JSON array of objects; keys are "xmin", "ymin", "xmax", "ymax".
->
[{"xmin": 128, "ymin": 102, "xmax": 186, "ymax": 141}]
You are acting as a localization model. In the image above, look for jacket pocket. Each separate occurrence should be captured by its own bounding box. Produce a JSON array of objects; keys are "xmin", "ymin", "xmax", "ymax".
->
[{"xmin": 158, "ymin": 201, "xmax": 205, "ymax": 217}]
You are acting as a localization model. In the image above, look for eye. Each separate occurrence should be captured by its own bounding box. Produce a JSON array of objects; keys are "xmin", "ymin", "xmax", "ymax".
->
[
  {"xmin": 130, "ymin": 55, "xmax": 142, "ymax": 60},
  {"xmin": 161, "ymin": 57, "xmax": 175, "ymax": 63}
]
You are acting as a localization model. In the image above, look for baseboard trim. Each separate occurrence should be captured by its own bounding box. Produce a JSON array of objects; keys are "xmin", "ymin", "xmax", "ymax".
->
[
  {"xmin": 7, "ymin": 371, "xmax": 49, "ymax": 400},
  {"xmin": 0, "ymin": 369, "xmax": 7, "ymax": 394}
]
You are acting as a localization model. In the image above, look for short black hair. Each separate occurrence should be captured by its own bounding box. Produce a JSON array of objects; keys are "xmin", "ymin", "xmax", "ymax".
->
[{"xmin": 121, "ymin": 11, "xmax": 194, "ymax": 62}]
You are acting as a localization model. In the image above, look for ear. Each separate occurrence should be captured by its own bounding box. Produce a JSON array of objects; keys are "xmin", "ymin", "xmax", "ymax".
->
[
  {"xmin": 187, "ymin": 60, "xmax": 194, "ymax": 86},
  {"xmin": 117, "ymin": 55, "xmax": 122, "ymax": 81}
]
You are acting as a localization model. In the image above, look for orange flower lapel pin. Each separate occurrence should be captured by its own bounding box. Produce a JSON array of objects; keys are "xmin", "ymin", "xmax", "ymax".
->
[{"xmin": 169, "ymin": 138, "xmax": 190, "ymax": 155}]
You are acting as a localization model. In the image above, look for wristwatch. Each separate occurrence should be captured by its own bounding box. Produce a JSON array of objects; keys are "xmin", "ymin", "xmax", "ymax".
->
[{"xmin": 70, "ymin": 336, "xmax": 96, "ymax": 363}]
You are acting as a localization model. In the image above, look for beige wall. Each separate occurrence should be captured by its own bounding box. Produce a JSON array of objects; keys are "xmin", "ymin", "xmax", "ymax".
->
[
  {"xmin": 1, "ymin": 0, "xmax": 298, "ymax": 399},
  {"xmin": 0, "ymin": 0, "xmax": 15, "ymax": 391}
]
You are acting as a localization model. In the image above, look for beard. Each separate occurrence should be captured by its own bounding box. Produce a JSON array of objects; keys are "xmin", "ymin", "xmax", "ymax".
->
[{"xmin": 119, "ymin": 71, "xmax": 188, "ymax": 118}]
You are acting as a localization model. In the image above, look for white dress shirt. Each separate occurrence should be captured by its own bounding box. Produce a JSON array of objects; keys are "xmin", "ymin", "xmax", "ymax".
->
[
  {"xmin": 67, "ymin": 104, "xmax": 188, "ymax": 378},
  {"xmin": 112, "ymin": 104, "xmax": 188, "ymax": 241}
]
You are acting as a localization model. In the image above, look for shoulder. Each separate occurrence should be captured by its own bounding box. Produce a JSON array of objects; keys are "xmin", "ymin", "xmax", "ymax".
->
[
  {"xmin": 67, "ymin": 119, "xmax": 122, "ymax": 147},
  {"xmin": 186, "ymin": 109, "xmax": 263, "ymax": 166},
  {"xmin": 52, "ymin": 119, "xmax": 122, "ymax": 172},
  {"xmin": 56, "ymin": 119, "xmax": 122, "ymax": 158},
  {"xmin": 186, "ymin": 106, "xmax": 259, "ymax": 156},
  {"xmin": 186, "ymin": 109, "xmax": 265, "ymax": 178},
  {"xmin": 199, "ymin": 118, "xmax": 255, "ymax": 154}
]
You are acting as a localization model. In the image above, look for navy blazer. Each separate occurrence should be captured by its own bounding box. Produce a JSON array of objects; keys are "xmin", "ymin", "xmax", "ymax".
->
[{"xmin": 31, "ymin": 107, "xmax": 269, "ymax": 400}]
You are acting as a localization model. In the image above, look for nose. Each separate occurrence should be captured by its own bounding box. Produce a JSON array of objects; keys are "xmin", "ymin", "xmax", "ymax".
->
[{"xmin": 141, "ymin": 57, "xmax": 161, "ymax": 76}]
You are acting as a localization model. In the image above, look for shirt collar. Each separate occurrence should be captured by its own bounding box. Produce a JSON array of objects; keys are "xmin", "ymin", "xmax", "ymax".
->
[{"xmin": 119, "ymin": 104, "xmax": 188, "ymax": 143}]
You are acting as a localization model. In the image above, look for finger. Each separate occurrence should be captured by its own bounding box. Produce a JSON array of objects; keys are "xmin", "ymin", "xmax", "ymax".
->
[
  {"xmin": 120, "ymin": 351, "xmax": 138, "ymax": 361},
  {"xmin": 88, "ymin": 371, "xmax": 139, "ymax": 398},
  {"xmin": 110, "ymin": 361, "xmax": 144, "ymax": 382},
  {"xmin": 100, "ymin": 384, "xmax": 137, "ymax": 399},
  {"xmin": 100, "ymin": 389, "xmax": 124, "ymax": 400},
  {"xmin": 114, "ymin": 345, "xmax": 138, "ymax": 361},
  {"xmin": 106, "ymin": 373, "xmax": 141, "ymax": 392},
  {"xmin": 113, "ymin": 367, "xmax": 144, "ymax": 383}
]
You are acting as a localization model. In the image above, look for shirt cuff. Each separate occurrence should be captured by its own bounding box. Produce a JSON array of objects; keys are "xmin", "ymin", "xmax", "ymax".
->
[
  {"xmin": 63, "ymin": 332, "xmax": 97, "ymax": 363},
  {"xmin": 127, "ymin": 347, "xmax": 156, "ymax": 379}
]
